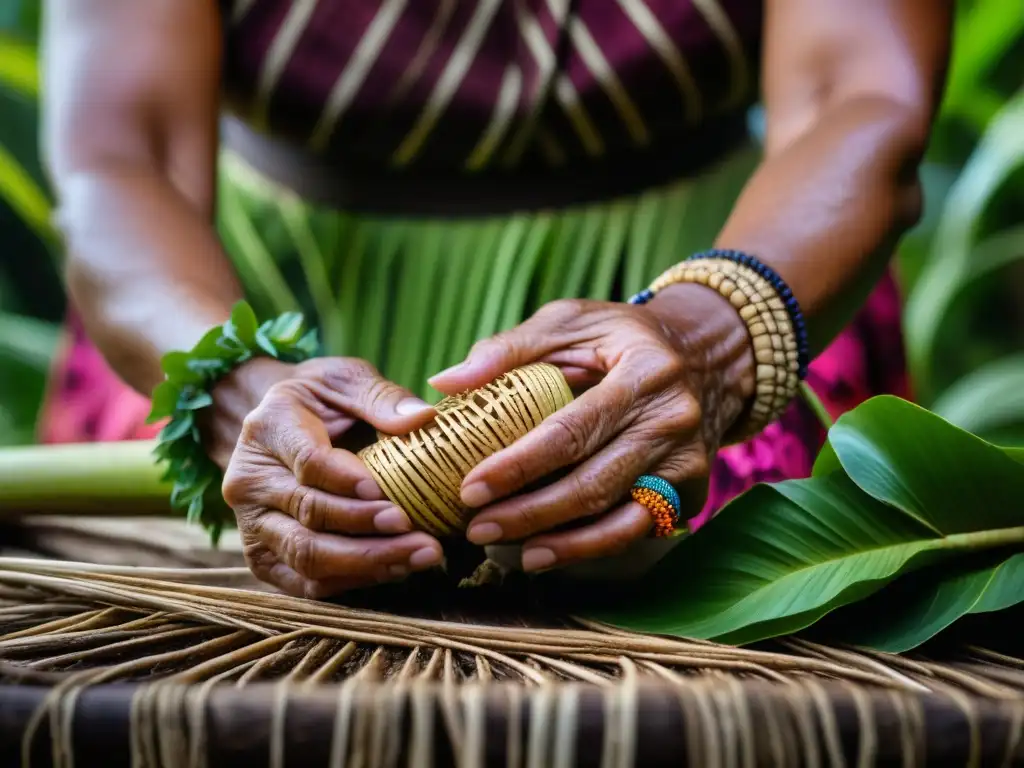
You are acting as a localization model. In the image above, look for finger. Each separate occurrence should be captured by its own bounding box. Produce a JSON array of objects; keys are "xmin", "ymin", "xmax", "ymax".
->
[
  {"xmin": 302, "ymin": 359, "xmax": 437, "ymax": 435},
  {"xmin": 461, "ymin": 368, "xmax": 663, "ymax": 508},
  {"xmin": 272, "ymin": 479, "xmax": 413, "ymax": 535},
  {"xmin": 428, "ymin": 301, "xmax": 584, "ymax": 393},
  {"xmin": 519, "ymin": 450, "xmax": 710, "ymax": 571},
  {"xmin": 263, "ymin": 560, "xmax": 401, "ymax": 599},
  {"xmin": 519, "ymin": 502, "xmax": 653, "ymax": 572},
  {"xmin": 465, "ymin": 425, "xmax": 672, "ymax": 544},
  {"xmin": 241, "ymin": 382, "xmax": 384, "ymax": 500},
  {"xmin": 243, "ymin": 539, "xmax": 397, "ymax": 598},
  {"xmin": 255, "ymin": 512, "xmax": 444, "ymax": 581}
]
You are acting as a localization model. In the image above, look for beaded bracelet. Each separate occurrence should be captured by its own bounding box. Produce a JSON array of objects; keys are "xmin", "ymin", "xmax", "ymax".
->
[
  {"xmin": 628, "ymin": 249, "xmax": 808, "ymax": 439},
  {"xmin": 146, "ymin": 301, "xmax": 319, "ymax": 543}
]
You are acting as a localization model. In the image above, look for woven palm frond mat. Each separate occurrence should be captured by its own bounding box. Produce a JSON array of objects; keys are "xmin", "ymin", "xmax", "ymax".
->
[{"xmin": 0, "ymin": 519, "xmax": 1023, "ymax": 766}]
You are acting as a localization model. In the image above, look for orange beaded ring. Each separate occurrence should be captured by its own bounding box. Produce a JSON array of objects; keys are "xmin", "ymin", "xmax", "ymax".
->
[{"xmin": 630, "ymin": 475, "xmax": 681, "ymax": 538}]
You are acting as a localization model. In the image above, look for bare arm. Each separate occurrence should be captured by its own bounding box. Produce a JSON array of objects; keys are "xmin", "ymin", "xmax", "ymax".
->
[
  {"xmin": 42, "ymin": 0, "xmax": 242, "ymax": 394},
  {"xmin": 707, "ymin": 0, "xmax": 952, "ymax": 353}
]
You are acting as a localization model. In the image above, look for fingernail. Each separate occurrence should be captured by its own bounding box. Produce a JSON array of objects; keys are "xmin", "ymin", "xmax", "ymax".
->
[
  {"xmin": 374, "ymin": 507, "xmax": 412, "ymax": 534},
  {"xmin": 522, "ymin": 547, "xmax": 557, "ymax": 572},
  {"xmin": 355, "ymin": 478, "xmax": 384, "ymax": 501},
  {"xmin": 397, "ymin": 397, "xmax": 433, "ymax": 416},
  {"xmin": 462, "ymin": 482, "xmax": 493, "ymax": 508},
  {"xmin": 428, "ymin": 363, "xmax": 466, "ymax": 384},
  {"xmin": 409, "ymin": 546, "xmax": 443, "ymax": 569},
  {"xmin": 467, "ymin": 522, "xmax": 503, "ymax": 545},
  {"xmin": 388, "ymin": 564, "xmax": 409, "ymax": 579}
]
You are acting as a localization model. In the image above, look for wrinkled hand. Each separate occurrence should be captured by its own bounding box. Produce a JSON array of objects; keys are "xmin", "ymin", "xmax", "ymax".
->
[
  {"xmin": 429, "ymin": 284, "xmax": 755, "ymax": 572},
  {"xmin": 214, "ymin": 358, "xmax": 445, "ymax": 598}
]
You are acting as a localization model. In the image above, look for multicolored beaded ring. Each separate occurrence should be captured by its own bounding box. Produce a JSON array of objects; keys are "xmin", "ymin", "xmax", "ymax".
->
[{"xmin": 630, "ymin": 475, "xmax": 682, "ymax": 538}]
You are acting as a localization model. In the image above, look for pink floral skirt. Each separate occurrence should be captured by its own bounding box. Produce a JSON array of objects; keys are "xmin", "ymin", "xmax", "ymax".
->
[{"xmin": 39, "ymin": 274, "xmax": 909, "ymax": 530}]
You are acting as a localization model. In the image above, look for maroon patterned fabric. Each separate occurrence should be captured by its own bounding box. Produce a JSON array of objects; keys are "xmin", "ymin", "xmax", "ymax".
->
[{"xmin": 220, "ymin": 0, "xmax": 763, "ymax": 169}]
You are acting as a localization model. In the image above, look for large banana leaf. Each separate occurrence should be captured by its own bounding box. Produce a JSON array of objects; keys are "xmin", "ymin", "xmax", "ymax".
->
[
  {"xmin": 591, "ymin": 397, "xmax": 1024, "ymax": 646},
  {"xmin": 822, "ymin": 552, "xmax": 1024, "ymax": 653}
]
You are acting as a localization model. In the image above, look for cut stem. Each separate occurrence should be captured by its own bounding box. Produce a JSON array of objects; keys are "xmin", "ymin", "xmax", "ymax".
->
[{"xmin": 0, "ymin": 440, "xmax": 173, "ymax": 516}]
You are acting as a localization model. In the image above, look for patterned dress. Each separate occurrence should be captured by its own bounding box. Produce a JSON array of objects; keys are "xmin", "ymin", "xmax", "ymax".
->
[{"xmin": 40, "ymin": 0, "xmax": 910, "ymax": 531}]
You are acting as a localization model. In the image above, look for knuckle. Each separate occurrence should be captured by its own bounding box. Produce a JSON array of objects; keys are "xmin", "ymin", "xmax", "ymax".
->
[
  {"xmin": 221, "ymin": 466, "xmax": 247, "ymax": 508},
  {"xmin": 567, "ymin": 473, "xmax": 612, "ymax": 516},
  {"xmin": 509, "ymin": 504, "xmax": 542, "ymax": 535},
  {"xmin": 241, "ymin": 542, "xmax": 274, "ymax": 577},
  {"xmin": 663, "ymin": 392, "xmax": 703, "ymax": 434},
  {"xmin": 283, "ymin": 527, "xmax": 320, "ymax": 578},
  {"xmin": 548, "ymin": 412, "xmax": 590, "ymax": 459},
  {"xmin": 471, "ymin": 332, "xmax": 516, "ymax": 361},
  {"xmin": 237, "ymin": 409, "xmax": 267, "ymax": 445},
  {"xmin": 537, "ymin": 298, "xmax": 585, "ymax": 322},
  {"xmin": 362, "ymin": 376, "xmax": 397, "ymax": 411},
  {"xmin": 664, "ymin": 448, "xmax": 711, "ymax": 482},
  {"xmin": 292, "ymin": 443, "xmax": 329, "ymax": 487},
  {"xmin": 319, "ymin": 358, "xmax": 376, "ymax": 393},
  {"xmin": 648, "ymin": 352, "xmax": 686, "ymax": 386},
  {"xmin": 289, "ymin": 485, "xmax": 321, "ymax": 529}
]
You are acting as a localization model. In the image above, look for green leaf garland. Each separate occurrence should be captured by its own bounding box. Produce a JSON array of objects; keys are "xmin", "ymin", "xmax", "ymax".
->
[{"xmin": 147, "ymin": 301, "xmax": 318, "ymax": 544}]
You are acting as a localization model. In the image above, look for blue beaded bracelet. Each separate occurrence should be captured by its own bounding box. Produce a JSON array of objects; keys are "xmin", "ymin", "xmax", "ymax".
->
[
  {"xmin": 693, "ymin": 249, "xmax": 808, "ymax": 379},
  {"xmin": 629, "ymin": 249, "xmax": 809, "ymax": 380}
]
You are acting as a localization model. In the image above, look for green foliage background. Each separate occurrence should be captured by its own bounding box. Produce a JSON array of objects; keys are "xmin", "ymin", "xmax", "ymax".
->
[
  {"xmin": 1, "ymin": 0, "xmax": 1022, "ymax": 448},
  {"xmin": 0, "ymin": 1, "xmax": 1023, "ymax": 654}
]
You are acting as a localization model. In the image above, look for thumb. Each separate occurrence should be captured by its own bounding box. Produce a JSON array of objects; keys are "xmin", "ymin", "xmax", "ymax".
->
[
  {"xmin": 304, "ymin": 358, "xmax": 437, "ymax": 435},
  {"xmin": 429, "ymin": 323, "xmax": 560, "ymax": 395}
]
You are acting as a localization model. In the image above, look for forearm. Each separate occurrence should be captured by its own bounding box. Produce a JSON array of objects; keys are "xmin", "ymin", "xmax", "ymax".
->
[
  {"xmin": 57, "ymin": 165, "xmax": 242, "ymax": 395},
  {"xmin": 714, "ymin": 95, "xmax": 927, "ymax": 354}
]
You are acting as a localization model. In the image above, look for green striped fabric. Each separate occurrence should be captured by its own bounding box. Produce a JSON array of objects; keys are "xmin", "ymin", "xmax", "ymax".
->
[{"xmin": 215, "ymin": 146, "xmax": 760, "ymax": 401}]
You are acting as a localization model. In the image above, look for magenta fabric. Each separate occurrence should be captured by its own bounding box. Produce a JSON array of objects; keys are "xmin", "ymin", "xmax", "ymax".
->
[{"xmin": 39, "ymin": 272, "xmax": 910, "ymax": 528}]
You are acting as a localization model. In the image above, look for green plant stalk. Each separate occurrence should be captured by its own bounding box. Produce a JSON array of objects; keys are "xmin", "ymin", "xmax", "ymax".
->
[
  {"xmin": 798, "ymin": 382, "xmax": 834, "ymax": 431},
  {"xmin": 0, "ymin": 440, "xmax": 174, "ymax": 515}
]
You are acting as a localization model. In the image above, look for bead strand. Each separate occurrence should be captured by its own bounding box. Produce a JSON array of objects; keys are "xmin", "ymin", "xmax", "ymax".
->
[{"xmin": 628, "ymin": 252, "xmax": 804, "ymax": 439}]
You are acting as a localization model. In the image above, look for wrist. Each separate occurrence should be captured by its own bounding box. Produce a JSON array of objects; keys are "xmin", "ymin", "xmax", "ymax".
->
[
  {"xmin": 647, "ymin": 282, "xmax": 756, "ymax": 439},
  {"xmin": 149, "ymin": 301, "xmax": 319, "ymax": 540},
  {"xmin": 211, "ymin": 357, "xmax": 296, "ymax": 412}
]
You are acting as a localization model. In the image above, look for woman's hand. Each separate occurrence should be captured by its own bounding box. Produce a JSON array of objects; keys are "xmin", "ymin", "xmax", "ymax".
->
[
  {"xmin": 215, "ymin": 358, "xmax": 445, "ymax": 598},
  {"xmin": 429, "ymin": 284, "xmax": 756, "ymax": 572}
]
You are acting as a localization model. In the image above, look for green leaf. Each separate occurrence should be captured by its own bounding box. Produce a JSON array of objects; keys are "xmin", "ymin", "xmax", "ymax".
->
[
  {"xmin": 0, "ymin": 138, "xmax": 51, "ymax": 244},
  {"xmin": 254, "ymin": 326, "xmax": 278, "ymax": 357},
  {"xmin": 970, "ymin": 552, "xmax": 1024, "ymax": 613},
  {"xmin": 0, "ymin": 310, "xmax": 58, "ymax": 371},
  {"xmin": 225, "ymin": 300, "xmax": 258, "ymax": 348},
  {"xmin": 930, "ymin": 354, "xmax": 1024, "ymax": 438},
  {"xmin": 1004, "ymin": 446, "xmax": 1024, "ymax": 466},
  {"xmin": 159, "ymin": 412, "xmax": 195, "ymax": 442},
  {"xmin": 0, "ymin": 35, "xmax": 38, "ymax": 95},
  {"xmin": 265, "ymin": 311, "xmax": 305, "ymax": 345},
  {"xmin": 191, "ymin": 326, "xmax": 232, "ymax": 361},
  {"xmin": 177, "ymin": 391, "xmax": 214, "ymax": 411},
  {"xmin": 593, "ymin": 396, "xmax": 1024, "ymax": 645},
  {"xmin": 160, "ymin": 351, "xmax": 204, "ymax": 385},
  {"xmin": 942, "ymin": 0, "xmax": 1024, "ymax": 131},
  {"xmin": 147, "ymin": 381, "xmax": 180, "ymax": 423},
  {"xmin": 819, "ymin": 396, "xmax": 1024, "ymax": 533},
  {"xmin": 826, "ymin": 553, "xmax": 1024, "ymax": 653},
  {"xmin": 903, "ymin": 92, "xmax": 1024, "ymax": 402}
]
